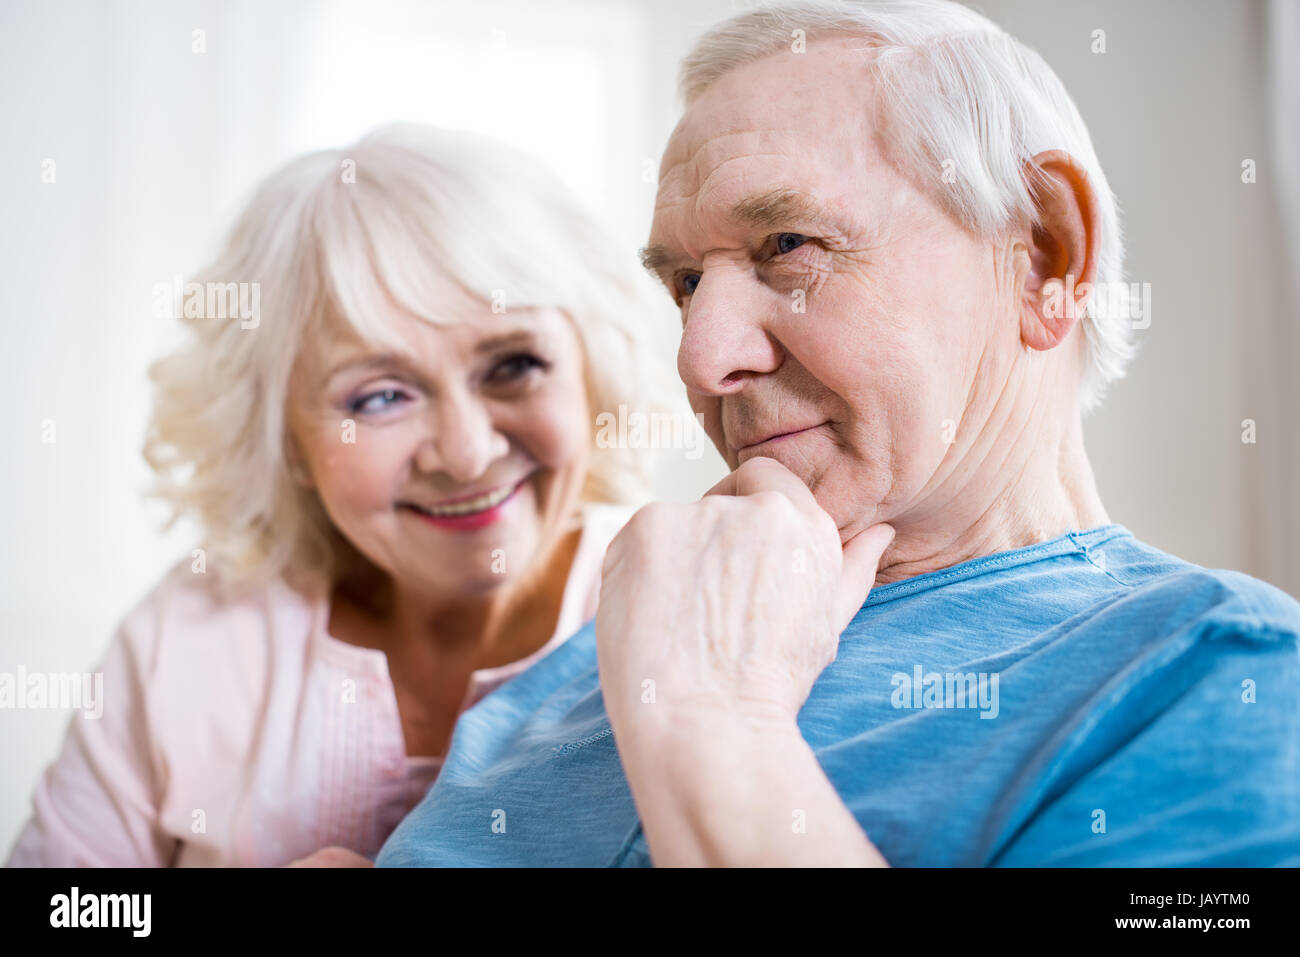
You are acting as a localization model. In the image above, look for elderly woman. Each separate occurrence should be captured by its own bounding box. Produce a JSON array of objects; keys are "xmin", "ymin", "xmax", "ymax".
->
[
  {"xmin": 5, "ymin": 124, "xmax": 670, "ymax": 866},
  {"xmin": 377, "ymin": 0, "xmax": 1300, "ymax": 866}
]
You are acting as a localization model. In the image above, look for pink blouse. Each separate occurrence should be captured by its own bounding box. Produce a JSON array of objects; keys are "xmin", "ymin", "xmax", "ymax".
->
[{"xmin": 5, "ymin": 503, "xmax": 633, "ymax": 867}]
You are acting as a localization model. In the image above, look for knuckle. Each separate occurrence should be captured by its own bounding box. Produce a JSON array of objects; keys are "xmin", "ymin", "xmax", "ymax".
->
[
  {"xmin": 749, "ymin": 488, "xmax": 786, "ymax": 508},
  {"xmin": 626, "ymin": 501, "xmax": 668, "ymax": 535},
  {"xmin": 749, "ymin": 488, "xmax": 797, "ymax": 521},
  {"xmin": 617, "ymin": 501, "xmax": 682, "ymax": 555},
  {"xmin": 747, "ymin": 455, "xmax": 791, "ymax": 482}
]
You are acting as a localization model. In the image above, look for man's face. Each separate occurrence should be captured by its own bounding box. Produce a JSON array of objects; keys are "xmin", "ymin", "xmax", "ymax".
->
[{"xmin": 646, "ymin": 36, "xmax": 1023, "ymax": 542}]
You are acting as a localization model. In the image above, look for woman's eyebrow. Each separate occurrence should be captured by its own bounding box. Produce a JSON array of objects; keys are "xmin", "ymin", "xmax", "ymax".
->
[
  {"xmin": 475, "ymin": 329, "xmax": 539, "ymax": 354},
  {"xmin": 322, "ymin": 329, "xmax": 542, "ymax": 385},
  {"xmin": 323, "ymin": 352, "xmax": 414, "ymax": 383}
]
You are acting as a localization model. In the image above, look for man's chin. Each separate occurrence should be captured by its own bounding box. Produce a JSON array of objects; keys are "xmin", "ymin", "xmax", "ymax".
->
[
  {"xmin": 734, "ymin": 448, "xmax": 824, "ymax": 498},
  {"xmin": 726, "ymin": 451, "xmax": 878, "ymax": 542}
]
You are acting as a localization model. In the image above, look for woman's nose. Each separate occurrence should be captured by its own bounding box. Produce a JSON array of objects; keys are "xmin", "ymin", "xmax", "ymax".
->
[{"xmin": 415, "ymin": 397, "xmax": 510, "ymax": 484}]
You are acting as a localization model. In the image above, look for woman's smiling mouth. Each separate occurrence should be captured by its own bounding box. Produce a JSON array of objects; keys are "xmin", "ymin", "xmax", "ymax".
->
[{"xmin": 400, "ymin": 476, "xmax": 532, "ymax": 530}]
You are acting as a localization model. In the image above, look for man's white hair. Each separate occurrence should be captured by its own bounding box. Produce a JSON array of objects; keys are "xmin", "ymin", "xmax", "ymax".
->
[{"xmin": 681, "ymin": 0, "xmax": 1133, "ymax": 415}]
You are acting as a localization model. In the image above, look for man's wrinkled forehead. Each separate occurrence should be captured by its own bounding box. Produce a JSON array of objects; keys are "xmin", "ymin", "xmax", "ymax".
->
[
  {"xmin": 664, "ymin": 35, "xmax": 877, "ymax": 167},
  {"xmin": 652, "ymin": 38, "xmax": 881, "ymax": 239}
]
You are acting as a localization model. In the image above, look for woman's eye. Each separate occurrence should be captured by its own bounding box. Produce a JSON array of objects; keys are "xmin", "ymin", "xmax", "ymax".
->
[
  {"xmin": 774, "ymin": 232, "xmax": 808, "ymax": 255},
  {"xmin": 488, "ymin": 353, "xmax": 547, "ymax": 383},
  {"xmin": 348, "ymin": 388, "xmax": 408, "ymax": 414}
]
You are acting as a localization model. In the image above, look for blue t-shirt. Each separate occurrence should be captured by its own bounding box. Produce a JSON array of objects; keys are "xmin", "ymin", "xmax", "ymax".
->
[{"xmin": 377, "ymin": 524, "xmax": 1300, "ymax": 866}]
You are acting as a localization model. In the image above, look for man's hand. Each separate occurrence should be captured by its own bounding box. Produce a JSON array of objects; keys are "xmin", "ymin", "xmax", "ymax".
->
[
  {"xmin": 593, "ymin": 455, "xmax": 895, "ymax": 865},
  {"xmin": 596, "ymin": 455, "xmax": 894, "ymax": 737}
]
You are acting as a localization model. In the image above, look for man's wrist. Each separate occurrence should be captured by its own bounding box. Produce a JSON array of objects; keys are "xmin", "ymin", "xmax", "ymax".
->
[
  {"xmin": 615, "ymin": 708, "xmax": 817, "ymax": 865},
  {"xmin": 618, "ymin": 698, "xmax": 803, "ymax": 769}
]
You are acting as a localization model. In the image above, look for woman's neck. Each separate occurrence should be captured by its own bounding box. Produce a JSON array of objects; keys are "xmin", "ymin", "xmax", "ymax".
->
[{"xmin": 329, "ymin": 524, "xmax": 584, "ymax": 671}]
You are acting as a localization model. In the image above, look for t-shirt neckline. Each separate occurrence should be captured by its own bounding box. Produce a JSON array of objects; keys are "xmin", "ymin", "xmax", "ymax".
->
[{"xmin": 862, "ymin": 523, "xmax": 1133, "ymax": 608}]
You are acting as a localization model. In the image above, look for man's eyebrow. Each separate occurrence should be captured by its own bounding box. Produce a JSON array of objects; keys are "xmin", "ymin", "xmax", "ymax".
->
[
  {"xmin": 729, "ymin": 188, "xmax": 830, "ymax": 230},
  {"xmin": 638, "ymin": 244, "xmax": 675, "ymax": 281},
  {"xmin": 639, "ymin": 189, "xmax": 834, "ymax": 281}
]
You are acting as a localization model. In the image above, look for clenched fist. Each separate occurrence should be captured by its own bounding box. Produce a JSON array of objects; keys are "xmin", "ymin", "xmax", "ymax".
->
[{"xmin": 595, "ymin": 455, "xmax": 895, "ymax": 746}]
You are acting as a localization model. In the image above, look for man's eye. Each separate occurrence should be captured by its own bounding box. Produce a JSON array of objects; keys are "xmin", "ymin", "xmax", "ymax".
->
[
  {"xmin": 775, "ymin": 233, "xmax": 808, "ymax": 255},
  {"xmin": 349, "ymin": 388, "xmax": 408, "ymax": 414},
  {"xmin": 488, "ymin": 353, "xmax": 547, "ymax": 383},
  {"xmin": 680, "ymin": 273, "xmax": 701, "ymax": 298}
]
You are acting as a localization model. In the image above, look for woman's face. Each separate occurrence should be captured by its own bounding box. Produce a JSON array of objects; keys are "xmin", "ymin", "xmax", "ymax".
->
[{"xmin": 287, "ymin": 297, "xmax": 591, "ymax": 598}]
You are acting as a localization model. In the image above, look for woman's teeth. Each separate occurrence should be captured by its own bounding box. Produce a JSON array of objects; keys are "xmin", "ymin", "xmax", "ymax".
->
[{"xmin": 417, "ymin": 483, "xmax": 517, "ymax": 517}]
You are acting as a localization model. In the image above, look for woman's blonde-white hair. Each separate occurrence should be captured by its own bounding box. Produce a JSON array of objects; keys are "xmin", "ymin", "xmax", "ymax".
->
[
  {"xmin": 145, "ymin": 123, "xmax": 672, "ymax": 594},
  {"xmin": 681, "ymin": 0, "xmax": 1134, "ymax": 414}
]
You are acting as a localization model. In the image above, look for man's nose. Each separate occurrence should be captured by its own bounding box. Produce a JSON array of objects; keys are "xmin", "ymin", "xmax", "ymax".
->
[
  {"xmin": 415, "ymin": 394, "xmax": 510, "ymax": 484},
  {"xmin": 676, "ymin": 266, "xmax": 783, "ymax": 395}
]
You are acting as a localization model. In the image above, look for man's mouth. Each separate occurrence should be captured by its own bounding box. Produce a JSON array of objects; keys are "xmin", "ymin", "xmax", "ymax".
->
[{"xmin": 732, "ymin": 422, "xmax": 826, "ymax": 454}]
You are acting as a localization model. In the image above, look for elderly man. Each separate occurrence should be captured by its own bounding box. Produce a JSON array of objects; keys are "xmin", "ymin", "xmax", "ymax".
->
[{"xmin": 377, "ymin": 0, "xmax": 1300, "ymax": 866}]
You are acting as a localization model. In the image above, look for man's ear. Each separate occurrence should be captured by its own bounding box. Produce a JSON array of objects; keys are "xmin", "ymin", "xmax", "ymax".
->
[{"xmin": 1018, "ymin": 149, "xmax": 1101, "ymax": 352}]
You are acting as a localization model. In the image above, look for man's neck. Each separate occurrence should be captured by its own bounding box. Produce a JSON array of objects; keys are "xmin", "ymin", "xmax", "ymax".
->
[{"xmin": 872, "ymin": 409, "xmax": 1110, "ymax": 587}]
